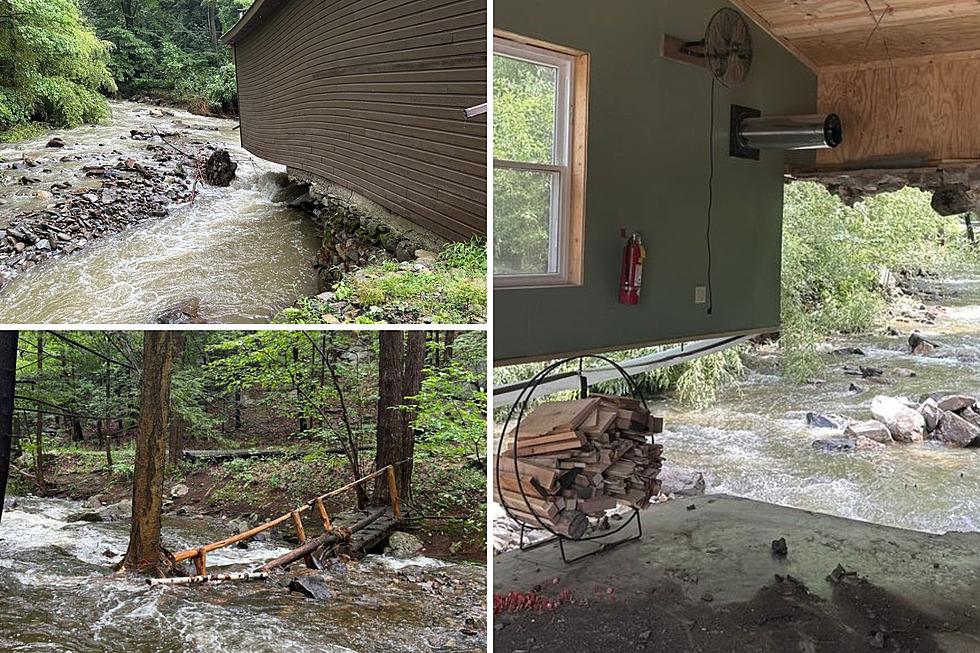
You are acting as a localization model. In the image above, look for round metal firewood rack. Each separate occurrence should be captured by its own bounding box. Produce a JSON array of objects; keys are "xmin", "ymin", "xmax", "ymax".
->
[{"xmin": 496, "ymin": 355, "xmax": 647, "ymax": 564}]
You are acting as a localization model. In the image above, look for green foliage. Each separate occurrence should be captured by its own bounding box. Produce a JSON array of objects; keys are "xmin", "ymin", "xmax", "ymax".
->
[
  {"xmin": 779, "ymin": 182, "xmax": 978, "ymax": 381},
  {"xmin": 0, "ymin": 0, "xmax": 115, "ymax": 131},
  {"xmin": 492, "ymin": 54, "xmax": 559, "ymax": 275},
  {"xmin": 0, "ymin": 120, "xmax": 45, "ymax": 142},
  {"xmin": 494, "ymin": 346, "xmax": 746, "ymax": 416},
  {"xmin": 281, "ymin": 241, "xmax": 487, "ymax": 325},
  {"xmin": 77, "ymin": 0, "xmax": 248, "ymax": 113},
  {"xmin": 409, "ymin": 338, "xmax": 487, "ymax": 459}
]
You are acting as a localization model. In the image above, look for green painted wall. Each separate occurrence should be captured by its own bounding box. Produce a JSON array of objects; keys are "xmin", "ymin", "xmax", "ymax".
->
[{"xmin": 494, "ymin": 0, "xmax": 817, "ymax": 362}]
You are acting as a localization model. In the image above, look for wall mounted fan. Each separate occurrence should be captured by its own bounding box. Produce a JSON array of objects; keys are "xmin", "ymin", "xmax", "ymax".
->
[{"xmin": 679, "ymin": 8, "xmax": 753, "ymax": 87}]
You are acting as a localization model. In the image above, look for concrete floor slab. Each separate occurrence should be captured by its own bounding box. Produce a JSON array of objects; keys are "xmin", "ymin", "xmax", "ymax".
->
[{"xmin": 494, "ymin": 495, "xmax": 980, "ymax": 652}]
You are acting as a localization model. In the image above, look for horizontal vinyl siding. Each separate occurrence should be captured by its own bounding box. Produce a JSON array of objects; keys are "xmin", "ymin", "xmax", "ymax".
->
[{"xmin": 234, "ymin": 0, "xmax": 487, "ymax": 239}]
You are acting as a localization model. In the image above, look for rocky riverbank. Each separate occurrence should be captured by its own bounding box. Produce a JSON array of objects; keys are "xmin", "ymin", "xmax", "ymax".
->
[{"xmin": 0, "ymin": 112, "xmax": 238, "ymax": 289}]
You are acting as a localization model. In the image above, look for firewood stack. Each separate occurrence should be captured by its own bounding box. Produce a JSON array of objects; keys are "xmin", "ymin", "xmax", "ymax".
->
[{"xmin": 495, "ymin": 395, "xmax": 664, "ymax": 538}]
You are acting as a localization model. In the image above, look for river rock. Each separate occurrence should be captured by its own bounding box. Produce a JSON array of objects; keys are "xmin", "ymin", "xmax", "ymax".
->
[
  {"xmin": 812, "ymin": 438, "xmax": 857, "ymax": 452},
  {"xmin": 288, "ymin": 574, "xmax": 334, "ymax": 600},
  {"xmin": 3, "ymin": 497, "xmax": 18, "ymax": 510},
  {"xmin": 806, "ymin": 412, "xmax": 847, "ymax": 429},
  {"xmin": 960, "ymin": 408, "xmax": 980, "ymax": 429},
  {"xmin": 35, "ymin": 190, "xmax": 53, "ymax": 201},
  {"xmin": 870, "ymin": 395, "xmax": 925, "ymax": 443},
  {"xmin": 83, "ymin": 495, "xmax": 104, "ymax": 509},
  {"xmin": 933, "ymin": 411, "xmax": 980, "ymax": 448},
  {"xmin": 170, "ymin": 483, "xmax": 189, "ymax": 498},
  {"xmin": 386, "ymin": 531, "xmax": 424, "ymax": 557},
  {"xmin": 893, "ymin": 368, "xmax": 917, "ymax": 378},
  {"xmin": 918, "ymin": 398, "xmax": 943, "ymax": 433},
  {"xmin": 157, "ymin": 298, "xmax": 206, "ymax": 324},
  {"xmin": 844, "ymin": 420, "xmax": 893, "ymax": 444},
  {"xmin": 202, "ymin": 149, "xmax": 237, "ymax": 187},
  {"xmin": 46, "ymin": 137, "xmax": 65, "ymax": 148},
  {"xmin": 658, "ymin": 466, "xmax": 708, "ymax": 496},
  {"xmin": 98, "ymin": 499, "xmax": 133, "ymax": 522},
  {"xmin": 936, "ymin": 394, "xmax": 977, "ymax": 413},
  {"xmin": 832, "ymin": 347, "xmax": 865, "ymax": 356}
]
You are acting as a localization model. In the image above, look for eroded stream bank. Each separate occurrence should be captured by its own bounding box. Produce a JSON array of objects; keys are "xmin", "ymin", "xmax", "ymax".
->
[
  {"xmin": 0, "ymin": 497, "xmax": 486, "ymax": 653},
  {"xmin": 0, "ymin": 101, "xmax": 321, "ymax": 323}
]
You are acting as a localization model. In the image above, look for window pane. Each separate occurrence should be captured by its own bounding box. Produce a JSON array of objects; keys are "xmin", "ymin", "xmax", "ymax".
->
[
  {"xmin": 494, "ymin": 167, "xmax": 558, "ymax": 276},
  {"xmin": 493, "ymin": 53, "xmax": 557, "ymax": 165}
]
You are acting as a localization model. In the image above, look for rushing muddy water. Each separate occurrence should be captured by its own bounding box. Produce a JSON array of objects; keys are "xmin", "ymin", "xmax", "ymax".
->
[
  {"xmin": 0, "ymin": 497, "xmax": 485, "ymax": 652},
  {"xmin": 656, "ymin": 275, "xmax": 980, "ymax": 535},
  {"xmin": 0, "ymin": 101, "xmax": 321, "ymax": 324}
]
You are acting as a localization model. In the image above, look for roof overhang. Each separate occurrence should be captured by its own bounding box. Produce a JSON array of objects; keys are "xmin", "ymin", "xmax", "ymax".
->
[{"xmin": 221, "ymin": 0, "xmax": 289, "ymax": 45}]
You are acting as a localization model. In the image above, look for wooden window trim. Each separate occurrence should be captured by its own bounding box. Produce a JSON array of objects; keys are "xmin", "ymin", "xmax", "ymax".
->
[{"xmin": 493, "ymin": 29, "xmax": 589, "ymax": 289}]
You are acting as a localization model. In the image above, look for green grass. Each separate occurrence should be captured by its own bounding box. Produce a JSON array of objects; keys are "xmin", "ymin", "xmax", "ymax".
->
[
  {"xmin": 0, "ymin": 122, "xmax": 46, "ymax": 143},
  {"xmin": 278, "ymin": 240, "xmax": 487, "ymax": 324}
]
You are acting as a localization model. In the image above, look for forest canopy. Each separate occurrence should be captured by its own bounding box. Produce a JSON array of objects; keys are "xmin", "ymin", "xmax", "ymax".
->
[{"xmin": 0, "ymin": 0, "xmax": 249, "ymax": 139}]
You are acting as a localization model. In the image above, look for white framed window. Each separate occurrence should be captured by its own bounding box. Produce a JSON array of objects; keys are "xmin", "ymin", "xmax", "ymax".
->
[{"xmin": 493, "ymin": 31, "xmax": 589, "ymax": 288}]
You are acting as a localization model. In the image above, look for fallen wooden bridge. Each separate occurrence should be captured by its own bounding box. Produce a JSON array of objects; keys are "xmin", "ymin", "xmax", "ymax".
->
[{"xmin": 171, "ymin": 464, "xmax": 407, "ymax": 577}]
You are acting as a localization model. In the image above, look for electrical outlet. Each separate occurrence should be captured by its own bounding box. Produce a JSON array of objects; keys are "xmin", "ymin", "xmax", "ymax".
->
[{"xmin": 695, "ymin": 286, "xmax": 707, "ymax": 304}]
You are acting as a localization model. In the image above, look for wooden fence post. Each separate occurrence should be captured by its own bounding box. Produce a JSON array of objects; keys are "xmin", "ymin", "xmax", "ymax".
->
[
  {"xmin": 315, "ymin": 497, "xmax": 332, "ymax": 533},
  {"xmin": 291, "ymin": 510, "xmax": 315, "ymax": 569},
  {"xmin": 194, "ymin": 548, "xmax": 207, "ymax": 576},
  {"xmin": 386, "ymin": 465, "xmax": 401, "ymax": 519}
]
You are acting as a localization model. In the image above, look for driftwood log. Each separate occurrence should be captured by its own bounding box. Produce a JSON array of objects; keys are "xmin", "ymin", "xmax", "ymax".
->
[
  {"xmin": 259, "ymin": 507, "xmax": 387, "ymax": 572},
  {"xmin": 146, "ymin": 572, "xmax": 269, "ymax": 586}
]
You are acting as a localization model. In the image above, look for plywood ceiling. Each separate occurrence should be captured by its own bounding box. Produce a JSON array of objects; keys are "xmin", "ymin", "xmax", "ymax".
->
[{"xmin": 732, "ymin": 0, "xmax": 980, "ymax": 69}]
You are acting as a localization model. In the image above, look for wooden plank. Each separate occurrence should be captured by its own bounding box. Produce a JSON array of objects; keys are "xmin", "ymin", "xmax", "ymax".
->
[
  {"xmin": 728, "ymin": 0, "xmax": 819, "ymax": 72},
  {"xmin": 817, "ymin": 55, "xmax": 980, "ymax": 166},
  {"xmin": 506, "ymin": 398, "xmax": 600, "ymax": 437}
]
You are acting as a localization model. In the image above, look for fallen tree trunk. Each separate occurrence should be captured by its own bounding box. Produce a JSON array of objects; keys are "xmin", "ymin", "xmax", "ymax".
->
[
  {"xmin": 183, "ymin": 445, "xmax": 373, "ymax": 463},
  {"xmin": 146, "ymin": 572, "xmax": 268, "ymax": 587},
  {"xmin": 259, "ymin": 507, "xmax": 387, "ymax": 572}
]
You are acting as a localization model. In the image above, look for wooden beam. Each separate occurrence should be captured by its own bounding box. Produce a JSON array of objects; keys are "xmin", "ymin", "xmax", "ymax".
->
[{"xmin": 728, "ymin": 0, "xmax": 819, "ymax": 73}]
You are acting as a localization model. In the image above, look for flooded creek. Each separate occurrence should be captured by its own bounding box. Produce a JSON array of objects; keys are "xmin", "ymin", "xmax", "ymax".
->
[
  {"xmin": 0, "ymin": 497, "xmax": 486, "ymax": 652},
  {"xmin": 0, "ymin": 101, "xmax": 321, "ymax": 324}
]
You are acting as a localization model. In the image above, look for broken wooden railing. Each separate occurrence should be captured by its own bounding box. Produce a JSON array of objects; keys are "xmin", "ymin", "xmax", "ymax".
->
[{"xmin": 171, "ymin": 463, "xmax": 403, "ymax": 577}]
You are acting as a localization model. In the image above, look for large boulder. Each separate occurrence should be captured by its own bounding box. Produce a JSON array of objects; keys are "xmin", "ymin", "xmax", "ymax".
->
[
  {"xmin": 934, "ymin": 411, "xmax": 980, "ymax": 448},
  {"xmin": 870, "ymin": 396, "xmax": 925, "ymax": 443},
  {"xmin": 936, "ymin": 394, "xmax": 977, "ymax": 413},
  {"xmin": 385, "ymin": 531, "xmax": 424, "ymax": 557},
  {"xmin": 918, "ymin": 398, "xmax": 943, "ymax": 433},
  {"xmin": 844, "ymin": 420, "xmax": 892, "ymax": 444}
]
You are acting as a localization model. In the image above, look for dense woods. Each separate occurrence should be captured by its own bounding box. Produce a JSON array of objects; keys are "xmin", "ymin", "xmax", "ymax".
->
[
  {"xmin": 0, "ymin": 329, "xmax": 488, "ymax": 562},
  {"xmin": 0, "ymin": 0, "xmax": 247, "ymax": 140}
]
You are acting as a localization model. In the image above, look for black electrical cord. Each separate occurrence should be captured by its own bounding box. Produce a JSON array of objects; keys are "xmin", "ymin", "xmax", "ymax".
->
[{"xmin": 706, "ymin": 76, "xmax": 716, "ymax": 315}]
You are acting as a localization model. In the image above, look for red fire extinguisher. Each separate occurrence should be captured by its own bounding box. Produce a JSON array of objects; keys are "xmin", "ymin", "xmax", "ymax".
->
[{"xmin": 619, "ymin": 233, "xmax": 646, "ymax": 305}]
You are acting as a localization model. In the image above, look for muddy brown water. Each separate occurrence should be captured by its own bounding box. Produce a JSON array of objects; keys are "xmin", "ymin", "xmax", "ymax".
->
[
  {"xmin": 0, "ymin": 497, "xmax": 486, "ymax": 652},
  {"xmin": 0, "ymin": 101, "xmax": 321, "ymax": 324},
  {"xmin": 656, "ymin": 274, "xmax": 980, "ymax": 535}
]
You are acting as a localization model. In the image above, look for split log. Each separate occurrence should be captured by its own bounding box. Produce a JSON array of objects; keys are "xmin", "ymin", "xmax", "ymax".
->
[
  {"xmin": 496, "ymin": 395, "xmax": 664, "ymax": 537},
  {"xmin": 146, "ymin": 572, "xmax": 268, "ymax": 586},
  {"xmin": 259, "ymin": 507, "xmax": 387, "ymax": 572}
]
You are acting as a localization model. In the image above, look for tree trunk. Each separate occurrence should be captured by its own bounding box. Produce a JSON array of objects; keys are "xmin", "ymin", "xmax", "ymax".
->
[
  {"xmin": 0, "ymin": 331, "xmax": 17, "ymax": 526},
  {"xmin": 168, "ymin": 333, "xmax": 186, "ymax": 469},
  {"xmin": 207, "ymin": 5, "xmax": 218, "ymax": 49},
  {"xmin": 34, "ymin": 333, "xmax": 44, "ymax": 493},
  {"xmin": 400, "ymin": 332, "xmax": 426, "ymax": 497},
  {"xmin": 373, "ymin": 332, "xmax": 404, "ymax": 503},
  {"xmin": 121, "ymin": 0, "xmax": 135, "ymax": 30},
  {"xmin": 104, "ymin": 363, "xmax": 113, "ymax": 468},
  {"xmin": 966, "ymin": 213, "xmax": 977, "ymax": 246},
  {"xmin": 121, "ymin": 332, "xmax": 173, "ymax": 574},
  {"xmin": 444, "ymin": 331, "xmax": 456, "ymax": 366},
  {"xmin": 293, "ymin": 347, "xmax": 307, "ymax": 432},
  {"xmin": 233, "ymin": 389, "xmax": 242, "ymax": 430}
]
